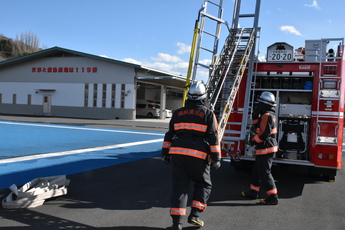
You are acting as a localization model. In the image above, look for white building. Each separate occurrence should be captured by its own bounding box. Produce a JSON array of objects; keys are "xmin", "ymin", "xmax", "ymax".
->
[{"xmin": 0, "ymin": 47, "xmax": 185, "ymax": 119}]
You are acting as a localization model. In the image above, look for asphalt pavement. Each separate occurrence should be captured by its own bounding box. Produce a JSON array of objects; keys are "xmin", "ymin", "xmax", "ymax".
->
[{"xmin": 0, "ymin": 115, "xmax": 344, "ymax": 230}]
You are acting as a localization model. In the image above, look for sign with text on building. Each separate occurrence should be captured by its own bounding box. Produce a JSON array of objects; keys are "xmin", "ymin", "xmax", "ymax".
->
[
  {"xmin": 267, "ymin": 42, "xmax": 294, "ymax": 62},
  {"xmin": 32, "ymin": 67, "xmax": 98, "ymax": 73}
]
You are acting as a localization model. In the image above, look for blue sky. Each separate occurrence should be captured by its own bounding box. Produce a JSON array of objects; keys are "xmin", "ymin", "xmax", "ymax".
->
[{"xmin": 1, "ymin": 0, "xmax": 344, "ymax": 80}]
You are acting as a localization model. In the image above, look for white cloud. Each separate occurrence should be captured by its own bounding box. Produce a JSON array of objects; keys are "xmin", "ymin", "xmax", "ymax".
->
[
  {"xmin": 120, "ymin": 43, "xmax": 211, "ymax": 80},
  {"xmin": 148, "ymin": 62, "xmax": 175, "ymax": 71},
  {"xmin": 151, "ymin": 53, "xmax": 183, "ymax": 63},
  {"xmin": 199, "ymin": 59, "xmax": 212, "ymax": 66},
  {"xmin": 280, "ymin": 25, "xmax": 303, "ymax": 36},
  {"xmin": 177, "ymin": 42, "xmax": 191, "ymax": 54},
  {"xmin": 305, "ymin": 1, "xmax": 320, "ymax": 9},
  {"xmin": 258, "ymin": 55, "xmax": 266, "ymax": 62},
  {"xmin": 121, "ymin": 57, "xmax": 188, "ymax": 76},
  {"xmin": 122, "ymin": 58, "xmax": 142, "ymax": 65}
]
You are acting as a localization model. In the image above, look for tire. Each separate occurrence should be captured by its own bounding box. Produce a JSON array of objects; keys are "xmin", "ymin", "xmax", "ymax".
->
[{"xmin": 147, "ymin": 112, "xmax": 153, "ymax": 118}]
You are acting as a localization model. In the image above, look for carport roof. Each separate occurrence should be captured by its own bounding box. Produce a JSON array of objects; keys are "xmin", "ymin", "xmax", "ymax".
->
[
  {"xmin": 136, "ymin": 75, "xmax": 186, "ymax": 89},
  {"xmin": 135, "ymin": 66, "xmax": 186, "ymax": 88}
]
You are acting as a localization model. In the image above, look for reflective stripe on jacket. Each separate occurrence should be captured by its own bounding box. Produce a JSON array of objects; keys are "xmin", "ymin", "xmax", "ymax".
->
[
  {"xmin": 174, "ymin": 123, "xmax": 207, "ymax": 132},
  {"xmin": 169, "ymin": 147, "xmax": 208, "ymax": 160}
]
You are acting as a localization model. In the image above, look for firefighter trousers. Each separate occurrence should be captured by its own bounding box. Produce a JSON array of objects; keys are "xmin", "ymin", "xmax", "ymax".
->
[
  {"xmin": 170, "ymin": 154, "xmax": 212, "ymax": 223},
  {"xmin": 250, "ymin": 152, "xmax": 277, "ymax": 195}
]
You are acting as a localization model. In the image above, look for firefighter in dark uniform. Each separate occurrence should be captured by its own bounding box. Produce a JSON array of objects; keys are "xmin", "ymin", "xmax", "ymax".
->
[
  {"xmin": 162, "ymin": 81, "xmax": 221, "ymax": 230},
  {"xmin": 241, "ymin": 91, "xmax": 279, "ymax": 205}
]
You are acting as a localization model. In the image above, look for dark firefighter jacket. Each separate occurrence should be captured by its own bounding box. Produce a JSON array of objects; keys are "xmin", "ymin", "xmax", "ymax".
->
[
  {"xmin": 162, "ymin": 99, "xmax": 221, "ymax": 162},
  {"xmin": 251, "ymin": 103, "xmax": 278, "ymax": 155}
]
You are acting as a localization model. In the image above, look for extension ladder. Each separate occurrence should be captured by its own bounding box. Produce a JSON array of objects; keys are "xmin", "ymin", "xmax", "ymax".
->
[
  {"xmin": 205, "ymin": 28, "xmax": 255, "ymax": 139},
  {"xmin": 183, "ymin": 0, "xmax": 226, "ymax": 105}
]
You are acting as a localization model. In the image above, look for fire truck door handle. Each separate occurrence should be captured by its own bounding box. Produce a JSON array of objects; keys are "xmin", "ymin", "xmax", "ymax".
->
[{"xmin": 335, "ymin": 125, "xmax": 338, "ymax": 136}]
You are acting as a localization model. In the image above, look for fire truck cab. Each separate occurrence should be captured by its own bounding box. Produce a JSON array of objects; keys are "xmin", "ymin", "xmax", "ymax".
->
[{"xmin": 224, "ymin": 38, "xmax": 344, "ymax": 181}]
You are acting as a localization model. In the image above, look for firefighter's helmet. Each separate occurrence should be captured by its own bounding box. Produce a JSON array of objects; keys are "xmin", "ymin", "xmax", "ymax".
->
[
  {"xmin": 187, "ymin": 81, "xmax": 206, "ymax": 100},
  {"xmin": 258, "ymin": 91, "xmax": 276, "ymax": 106}
]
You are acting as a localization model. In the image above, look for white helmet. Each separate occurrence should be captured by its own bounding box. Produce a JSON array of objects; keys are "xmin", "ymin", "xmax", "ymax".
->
[
  {"xmin": 258, "ymin": 91, "xmax": 276, "ymax": 106},
  {"xmin": 187, "ymin": 81, "xmax": 206, "ymax": 100}
]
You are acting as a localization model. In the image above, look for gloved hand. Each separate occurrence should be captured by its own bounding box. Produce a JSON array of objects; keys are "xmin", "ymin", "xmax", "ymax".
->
[
  {"xmin": 162, "ymin": 155, "xmax": 171, "ymax": 165},
  {"xmin": 211, "ymin": 160, "xmax": 221, "ymax": 169}
]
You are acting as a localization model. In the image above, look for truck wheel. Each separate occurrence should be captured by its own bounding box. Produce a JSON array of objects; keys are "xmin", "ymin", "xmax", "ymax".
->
[{"xmin": 147, "ymin": 113, "xmax": 153, "ymax": 118}]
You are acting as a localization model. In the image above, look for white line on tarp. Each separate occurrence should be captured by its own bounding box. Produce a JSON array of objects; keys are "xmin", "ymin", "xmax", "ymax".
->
[
  {"xmin": 0, "ymin": 138, "xmax": 163, "ymax": 164},
  {"xmin": 0, "ymin": 121, "xmax": 165, "ymax": 136}
]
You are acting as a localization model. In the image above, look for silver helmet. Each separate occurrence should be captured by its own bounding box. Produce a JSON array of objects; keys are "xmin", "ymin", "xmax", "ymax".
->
[
  {"xmin": 258, "ymin": 91, "xmax": 276, "ymax": 106},
  {"xmin": 187, "ymin": 81, "xmax": 206, "ymax": 100}
]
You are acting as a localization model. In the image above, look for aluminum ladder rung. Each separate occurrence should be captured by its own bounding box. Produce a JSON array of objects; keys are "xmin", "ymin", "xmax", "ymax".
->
[
  {"xmin": 195, "ymin": 62, "xmax": 211, "ymax": 69},
  {"xmin": 203, "ymin": 30, "xmax": 218, "ymax": 38},
  {"xmin": 200, "ymin": 12, "xmax": 226, "ymax": 24},
  {"xmin": 239, "ymin": 14, "xmax": 255, "ymax": 18}
]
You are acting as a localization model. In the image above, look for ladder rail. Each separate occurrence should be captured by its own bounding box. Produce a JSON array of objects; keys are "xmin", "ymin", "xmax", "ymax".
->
[{"xmin": 239, "ymin": 0, "xmax": 262, "ymax": 140}]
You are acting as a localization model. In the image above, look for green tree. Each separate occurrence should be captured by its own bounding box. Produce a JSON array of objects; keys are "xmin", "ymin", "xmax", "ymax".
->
[
  {"xmin": 0, "ymin": 35, "xmax": 13, "ymax": 58},
  {"xmin": 0, "ymin": 32, "xmax": 41, "ymax": 60}
]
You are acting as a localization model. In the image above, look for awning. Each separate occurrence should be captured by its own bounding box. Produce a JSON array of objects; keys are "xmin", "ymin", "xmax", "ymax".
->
[{"xmin": 136, "ymin": 76, "xmax": 186, "ymax": 89}]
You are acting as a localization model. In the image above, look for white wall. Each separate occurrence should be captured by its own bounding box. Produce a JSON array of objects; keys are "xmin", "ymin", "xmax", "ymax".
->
[
  {"xmin": 0, "ymin": 82, "xmax": 84, "ymax": 106},
  {"xmin": 0, "ymin": 82, "xmax": 135, "ymax": 109}
]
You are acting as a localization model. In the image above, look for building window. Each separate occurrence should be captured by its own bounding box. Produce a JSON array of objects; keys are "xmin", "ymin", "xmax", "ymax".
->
[
  {"xmin": 13, "ymin": 94, "xmax": 16, "ymax": 104},
  {"xmin": 27, "ymin": 94, "xmax": 32, "ymax": 105},
  {"xmin": 121, "ymin": 84, "xmax": 125, "ymax": 108},
  {"xmin": 93, "ymin": 83, "xmax": 98, "ymax": 107},
  {"xmin": 111, "ymin": 84, "xmax": 116, "ymax": 108},
  {"xmin": 102, "ymin": 84, "xmax": 107, "ymax": 107},
  {"xmin": 84, "ymin": 84, "xmax": 89, "ymax": 107}
]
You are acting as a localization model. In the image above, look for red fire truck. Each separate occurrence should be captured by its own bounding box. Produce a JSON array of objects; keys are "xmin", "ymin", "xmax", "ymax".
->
[
  {"xmin": 184, "ymin": 1, "xmax": 344, "ymax": 181},
  {"xmin": 223, "ymin": 39, "xmax": 344, "ymax": 181}
]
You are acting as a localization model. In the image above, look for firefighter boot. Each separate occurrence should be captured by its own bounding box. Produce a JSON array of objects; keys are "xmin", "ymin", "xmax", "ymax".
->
[
  {"xmin": 188, "ymin": 216, "xmax": 204, "ymax": 227},
  {"xmin": 169, "ymin": 216, "xmax": 183, "ymax": 230},
  {"xmin": 241, "ymin": 190, "xmax": 258, "ymax": 199},
  {"xmin": 169, "ymin": 223, "xmax": 182, "ymax": 230},
  {"xmin": 259, "ymin": 194, "xmax": 278, "ymax": 205},
  {"xmin": 188, "ymin": 208, "xmax": 204, "ymax": 227}
]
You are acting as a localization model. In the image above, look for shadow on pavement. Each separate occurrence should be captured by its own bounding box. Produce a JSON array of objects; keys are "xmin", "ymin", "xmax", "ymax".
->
[{"xmin": 0, "ymin": 157, "xmax": 328, "ymax": 229}]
